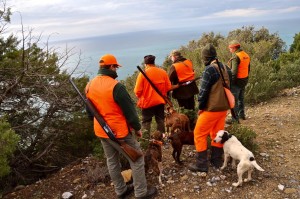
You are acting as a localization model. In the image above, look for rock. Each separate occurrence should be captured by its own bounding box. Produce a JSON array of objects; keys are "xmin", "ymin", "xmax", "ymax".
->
[
  {"xmin": 180, "ymin": 175, "xmax": 189, "ymax": 181},
  {"xmin": 206, "ymin": 182, "xmax": 213, "ymax": 187},
  {"xmin": 284, "ymin": 188, "xmax": 297, "ymax": 194},
  {"xmin": 82, "ymin": 193, "xmax": 87, "ymax": 199},
  {"xmin": 211, "ymin": 176, "xmax": 220, "ymax": 182},
  {"xmin": 260, "ymin": 152, "xmax": 269, "ymax": 157},
  {"xmin": 198, "ymin": 172, "xmax": 207, "ymax": 177},
  {"xmin": 225, "ymin": 187, "xmax": 232, "ymax": 193},
  {"xmin": 278, "ymin": 184, "xmax": 284, "ymax": 191},
  {"xmin": 62, "ymin": 192, "xmax": 73, "ymax": 199},
  {"xmin": 193, "ymin": 185, "xmax": 200, "ymax": 190},
  {"xmin": 73, "ymin": 178, "xmax": 81, "ymax": 184},
  {"xmin": 220, "ymin": 175, "xmax": 226, "ymax": 180}
]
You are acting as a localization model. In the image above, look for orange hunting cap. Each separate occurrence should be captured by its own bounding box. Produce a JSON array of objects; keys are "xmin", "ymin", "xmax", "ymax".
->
[
  {"xmin": 99, "ymin": 54, "xmax": 122, "ymax": 67},
  {"xmin": 228, "ymin": 40, "xmax": 241, "ymax": 48}
]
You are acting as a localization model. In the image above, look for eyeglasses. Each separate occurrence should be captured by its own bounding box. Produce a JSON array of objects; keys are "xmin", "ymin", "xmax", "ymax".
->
[{"xmin": 112, "ymin": 64, "xmax": 119, "ymax": 69}]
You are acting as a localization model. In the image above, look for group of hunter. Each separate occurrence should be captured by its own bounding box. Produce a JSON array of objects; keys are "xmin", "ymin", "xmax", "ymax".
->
[{"xmin": 84, "ymin": 40, "xmax": 250, "ymax": 199}]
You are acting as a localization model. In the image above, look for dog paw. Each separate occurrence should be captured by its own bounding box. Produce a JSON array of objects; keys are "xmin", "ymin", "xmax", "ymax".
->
[
  {"xmin": 220, "ymin": 166, "xmax": 225, "ymax": 170},
  {"xmin": 232, "ymin": 182, "xmax": 241, "ymax": 187},
  {"xmin": 244, "ymin": 178, "xmax": 251, "ymax": 182}
]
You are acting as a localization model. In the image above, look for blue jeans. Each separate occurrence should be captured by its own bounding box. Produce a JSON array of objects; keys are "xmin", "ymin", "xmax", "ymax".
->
[{"xmin": 231, "ymin": 84, "xmax": 246, "ymax": 120}]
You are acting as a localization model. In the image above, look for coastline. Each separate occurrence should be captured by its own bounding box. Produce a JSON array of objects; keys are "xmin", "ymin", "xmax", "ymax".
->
[{"xmin": 51, "ymin": 18, "xmax": 299, "ymax": 80}]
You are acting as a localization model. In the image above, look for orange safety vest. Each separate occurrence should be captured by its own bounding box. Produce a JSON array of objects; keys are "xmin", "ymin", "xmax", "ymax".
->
[
  {"xmin": 236, "ymin": 51, "xmax": 250, "ymax": 78},
  {"xmin": 173, "ymin": 60, "xmax": 195, "ymax": 82},
  {"xmin": 134, "ymin": 66, "xmax": 171, "ymax": 109},
  {"xmin": 85, "ymin": 76, "xmax": 129, "ymax": 138}
]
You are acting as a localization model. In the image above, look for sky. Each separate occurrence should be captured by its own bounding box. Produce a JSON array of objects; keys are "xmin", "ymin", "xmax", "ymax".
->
[{"xmin": 6, "ymin": 0, "xmax": 300, "ymax": 41}]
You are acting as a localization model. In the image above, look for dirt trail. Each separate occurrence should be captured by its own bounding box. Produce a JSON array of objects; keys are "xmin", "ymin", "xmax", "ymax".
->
[{"xmin": 3, "ymin": 87, "xmax": 300, "ymax": 199}]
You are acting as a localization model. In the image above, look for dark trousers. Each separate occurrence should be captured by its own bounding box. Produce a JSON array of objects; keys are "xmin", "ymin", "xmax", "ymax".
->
[
  {"xmin": 231, "ymin": 84, "xmax": 246, "ymax": 120},
  {"xmin": 177, "ymin": 96, "xmax": 195, "ymax": 110},
  {"xmin": 141, "ymin": 104, "xmax": 165, "ymax": 138}
]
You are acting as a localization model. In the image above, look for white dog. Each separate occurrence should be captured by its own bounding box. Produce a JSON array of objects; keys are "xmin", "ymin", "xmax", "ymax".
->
[{"xmin": 214, "ymin": 130, "xmax": 264, "ymax": 187}]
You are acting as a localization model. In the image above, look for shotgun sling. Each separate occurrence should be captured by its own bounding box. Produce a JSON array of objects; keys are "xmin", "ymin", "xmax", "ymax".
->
[{"xmin": 69, "ymin": 78, "xmax": 143, "ymax": 162}]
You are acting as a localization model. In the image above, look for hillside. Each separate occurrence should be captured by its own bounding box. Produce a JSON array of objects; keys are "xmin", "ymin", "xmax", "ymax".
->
[{"xmin": 3, "ymin": 87, "xmax": 300, "ymax": 199}]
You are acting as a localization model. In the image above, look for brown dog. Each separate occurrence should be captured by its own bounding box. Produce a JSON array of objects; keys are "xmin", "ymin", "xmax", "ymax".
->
[
  {"xmin": 144, "ymin": 131, "xmax": 163, "ymax": 185},
  {"xmin": 165, "ymin": 106, "xmax": 191, "ymax": 134},
  {"xmin": 168, "ymin": 129, "xmax": 194, "ymax": 164}
]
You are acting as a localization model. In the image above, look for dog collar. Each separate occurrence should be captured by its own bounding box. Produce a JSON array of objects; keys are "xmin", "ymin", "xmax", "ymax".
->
[{"xmin": 151, "ymin": 139, "xmax": 163, "ymax": 146}]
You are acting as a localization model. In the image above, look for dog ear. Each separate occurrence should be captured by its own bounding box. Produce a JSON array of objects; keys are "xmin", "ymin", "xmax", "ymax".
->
[{"xmin": 221, "ymin": 131, "xmax": 229, "ymax": 144}]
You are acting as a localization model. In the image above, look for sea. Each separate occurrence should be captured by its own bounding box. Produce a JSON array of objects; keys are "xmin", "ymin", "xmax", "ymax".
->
[{"xmin": 50, "ymin": 18, "xmax": 299, "ymax": 80}]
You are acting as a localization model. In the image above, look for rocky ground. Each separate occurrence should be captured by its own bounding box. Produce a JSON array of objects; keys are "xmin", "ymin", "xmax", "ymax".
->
[{"xmin": 3, "ymin": 87, "xmax": 300, "ymax": 199}]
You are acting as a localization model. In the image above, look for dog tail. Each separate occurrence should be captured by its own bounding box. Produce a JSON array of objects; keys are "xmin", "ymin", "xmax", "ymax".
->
[{"xmin": 250, "ymin": 157, "xmax": 264, "ymax": 171}]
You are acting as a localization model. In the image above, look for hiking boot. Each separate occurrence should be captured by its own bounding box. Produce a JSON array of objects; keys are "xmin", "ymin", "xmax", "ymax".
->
[
  {"xmin": 136, "ymin": 186, "xmax": 158, "ymax": 199},
  {"xmin": 239, "ymin": 115, "xmax": 246, "ymax": 120},
  {"xmin": 210, "ymin": 147, "xmax": 224, "ymax": 168},
  {"xmin": 117, "ymin": 184, "xmax": 134, "ymax": 199},
  {"xmin": 188, "ymin": 151, "xmax": 208, "ymax": 172}
]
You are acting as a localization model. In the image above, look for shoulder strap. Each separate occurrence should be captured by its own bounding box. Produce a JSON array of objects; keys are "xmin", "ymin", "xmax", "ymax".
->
[{"xmin": 214, "ymin": 59, "xmax": 229, "ymax": 89}]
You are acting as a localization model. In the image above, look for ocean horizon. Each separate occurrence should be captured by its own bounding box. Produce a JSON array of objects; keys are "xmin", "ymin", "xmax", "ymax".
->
[{"xmin": 51, "ymin": 17, "xmax": 299, "ymax": 80}]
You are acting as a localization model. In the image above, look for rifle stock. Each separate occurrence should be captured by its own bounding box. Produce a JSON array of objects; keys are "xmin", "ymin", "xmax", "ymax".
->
[
  {"xmin": 69, "ymin": 78, "xmax": 143, "ymax": 162},
  {"xmin": 119, "ymin": 140, "xmax": 143, "ymax": 162}
]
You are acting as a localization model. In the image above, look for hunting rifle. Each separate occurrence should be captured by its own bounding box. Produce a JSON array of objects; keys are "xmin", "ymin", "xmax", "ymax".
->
[
  {"xmin": 69, "ymin": 78, "xmax": 143, "ymax": 162},
  {"xmin": 137, "ymin": 65, "xmax": 173, "ymax": 107},
  {"xmin": 168, "ymin": 76, "xmax": 202, "ymax": 91}
]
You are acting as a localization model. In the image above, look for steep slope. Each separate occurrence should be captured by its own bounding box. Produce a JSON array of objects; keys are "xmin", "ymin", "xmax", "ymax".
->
[{"xmin": 3, "ymin": 87, "xmax": 300, "ymax": 199}]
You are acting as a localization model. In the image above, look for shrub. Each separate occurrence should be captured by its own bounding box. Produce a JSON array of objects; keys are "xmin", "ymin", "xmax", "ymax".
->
[
  {"xmin": 226, "ymin": 123, "xmax": 258, "ymax": 152},
  {"xmin": 92, "ymin": 140, "xmax": 105, "ymax": 160},
  {"xmin": 0, "ymin": 118, "xmax": 20, "ymax": 178}
]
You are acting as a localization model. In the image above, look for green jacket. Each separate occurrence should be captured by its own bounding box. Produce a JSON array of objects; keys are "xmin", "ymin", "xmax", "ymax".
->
[{"xmin": 230, "ymin": 48, "xmax": 250, "ymax": 88}]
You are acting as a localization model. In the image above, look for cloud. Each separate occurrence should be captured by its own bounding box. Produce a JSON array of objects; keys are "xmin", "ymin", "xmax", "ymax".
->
[
  {"xmin": 200, "ymin": 6, "xmax": 300, "ymax": 19},
  {"xmin": 7, "ymin": 0, "xmax": 300, "ymax": 41},
  {"xmin": 278, "ymin": 6, "xmax": 300, "ymax": 13}
]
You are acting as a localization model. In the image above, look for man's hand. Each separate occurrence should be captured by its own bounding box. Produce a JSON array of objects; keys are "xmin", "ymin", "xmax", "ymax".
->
[
  {"xmin": 198, "ymin": 110, "xmax": 204, "ymax": 115},
  {"xmin": 135, "ymin": 130, "xmax": 142, "ymax": 138}
]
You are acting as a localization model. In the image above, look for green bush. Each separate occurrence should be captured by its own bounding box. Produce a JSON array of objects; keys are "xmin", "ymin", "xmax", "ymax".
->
[
  {"xmin": 92, "ymin": 140, "xmax": 105, "ymax": 160},
  {"xmin": 0, "ymin": 118, "xmax": 20, "ymax": 177},
  {"xmin": 226, "ymin": 123, "xmax": 258, "ymax": 152}
]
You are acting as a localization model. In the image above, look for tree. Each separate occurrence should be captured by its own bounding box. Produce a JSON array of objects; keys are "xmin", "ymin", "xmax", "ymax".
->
[
  {"xmin": 0, "ymin": 2, "xmax": 95, "ymax": 189},
  {"xmin": 227, "ymin": 26, "xmax": 285, "ymax": 62},
  {"xmin": 0, "ymin": 0, "xmax": 11, "ymax": 33},
  {"xmin": 290, "ymin": 32, "xmax": 300, "ymax": 53}
]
